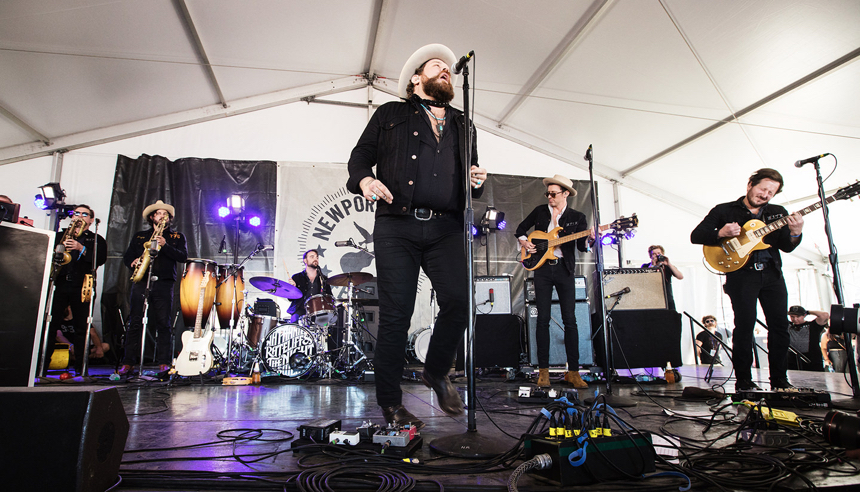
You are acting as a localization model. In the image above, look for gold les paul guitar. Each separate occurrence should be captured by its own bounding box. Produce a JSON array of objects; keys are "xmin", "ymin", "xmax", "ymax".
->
[
  {"xmin": 521, "ymin": 215, "xmax": 639, "ymax": 271},
  {"xmin": 704, "ymin": 181, "xmax": 860, "ymax": 273}
]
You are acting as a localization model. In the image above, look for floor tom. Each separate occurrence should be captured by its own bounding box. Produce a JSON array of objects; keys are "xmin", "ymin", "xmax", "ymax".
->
[{"xmin": 407, "ymin": 328, "xmax": 432, "ymax": 363}]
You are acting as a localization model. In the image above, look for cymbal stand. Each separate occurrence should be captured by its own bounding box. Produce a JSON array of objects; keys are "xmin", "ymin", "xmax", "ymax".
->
[
  {"xmin": 219, "ymin": 244, "xmax": 266, "ymax": 373},
  {"xmin": 341, "ymin": 279, "xmax": 368, "ymax": 374}
]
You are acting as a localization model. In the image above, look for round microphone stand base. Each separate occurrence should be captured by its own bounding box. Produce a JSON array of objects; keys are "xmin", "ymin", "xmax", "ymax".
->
[
  {"xmin": 831, "ymin": 397, "xmax": 860, "ymax": 411},
  {"xmin": 429, "ymin": 429, "xmax": 510, "ymax": 459}
]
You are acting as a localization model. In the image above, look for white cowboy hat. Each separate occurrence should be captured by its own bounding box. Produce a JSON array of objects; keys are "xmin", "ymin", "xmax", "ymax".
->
[
  {"xmin": 142, "ymin": 199, "xmax": 175, "ymax": 220},
  {"xmin": 397, "ymin": 43, "xmax": 458, "ymax": 99},
  {"xmin": 542, "ymin": 174, "xmax": 577, "ymax": 197}
]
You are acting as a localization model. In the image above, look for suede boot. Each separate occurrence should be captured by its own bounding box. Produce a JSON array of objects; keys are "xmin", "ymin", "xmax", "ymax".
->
[{"xmin": 536, "ymin": 368, "xmax": 550, "ymax": 387}]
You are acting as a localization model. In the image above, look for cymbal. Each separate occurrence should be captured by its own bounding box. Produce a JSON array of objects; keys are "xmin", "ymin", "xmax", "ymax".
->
[
  {"xmin": 248, "ymin": 276, "xmax": 303, "ymax": 299},
  {"xmin": 328, "ymin": 271, "xmax": 375, "ymax": 287}
]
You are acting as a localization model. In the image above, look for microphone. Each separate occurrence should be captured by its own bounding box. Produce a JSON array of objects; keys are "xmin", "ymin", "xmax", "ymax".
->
[
  {"xmin": 453, "ymin": 50, "xmax": 474, "ymax": 75},
  {"xmin": 605, "ymin": 286, "xmax": 631, "ymax": 298},
  {"xmin": 334, "ymin": 240, "xmax": 354, "ymax": 247},
  {"xmin": 584, "ymin": 144, "xmax": 593, "ymax": 162},
  {"xmin": 219, "ymin": 234, "xmax": 226, "ymax": 253},
  {"xmin": 794, "ymin": 153, "xmax": 830, "ymax": 167},
  {"xmin": 488, "ymin": 288, "xmax": 494, "ymax": 305},
  {"xmin": 259, "ymin": 245, "xmax": 274, "ymax": 251}
]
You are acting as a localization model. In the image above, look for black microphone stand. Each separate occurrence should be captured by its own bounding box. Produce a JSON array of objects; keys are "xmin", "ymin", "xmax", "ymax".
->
[
  {"xmin": 584, "ymin": 145, "xmax": 636, "ymax": 408},
  {"xmin": 134, "ymin": 241, "xmax": 159, "ymax": 379},
  {"xmin": 431, "ymin": 55, "xmax": 507, "ymax": 458}
]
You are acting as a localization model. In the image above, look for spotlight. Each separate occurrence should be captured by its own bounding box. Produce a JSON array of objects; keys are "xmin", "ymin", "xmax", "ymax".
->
[
  {"xmin": 227, "ymin": 194, "xmax": 245, "ymax": 215},
  {"xmin": 497, "ymin": 220, "xmax": 507, "ymax": 231},
  {"xmin": 34, "ymin": 183, "xmax": 66, "ymax": 210},
  {"xmin": 480, "ymin": 206, "xmax": 506, "ymax": 230},
  {"xmin": 471, "ymin": 224, "xmax": 481, "ymax": 237},
  {"xmin": 248, "ymin": 216, "xmax": 261, "ymax": 227},
  {"xmin": 217, "ymin": 206, "xmax": 230, "ymax": 218},
  {"xmin": 830, "ymin": 304, "xmax": 860, "ymax": 335},
  {"xmin": 600, "ymin": 234, "xmax": 617, "ymax": 246}
]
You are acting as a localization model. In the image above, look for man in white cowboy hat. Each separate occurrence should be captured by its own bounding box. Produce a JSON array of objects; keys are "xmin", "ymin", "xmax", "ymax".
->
[
  {"xmin": 119, "ymin": 200, "xmax": 187, "ymax": 375},
  {"xmin": 516, "ymin": 175, "xmax": 594, "ymax": 389},
  {"xmin": 346, "ymin": 43, "xmax": 489, "ymax": 429}
]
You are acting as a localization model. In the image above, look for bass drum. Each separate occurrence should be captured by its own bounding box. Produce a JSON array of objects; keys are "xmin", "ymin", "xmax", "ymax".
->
[
  {"xmin": 261, "ymin": 323, "xmax": 320, "ymax": 377},
  {"xmin": 407, "ymin": 328, "xmax": 432, "ymax": 363},
  {"xmin": 215, "ymin": 264, "xmax": 245, "ymax": 330},
  {"xmin": 179, "ymin": 259, "xmax": 217, "ymax": 328}
]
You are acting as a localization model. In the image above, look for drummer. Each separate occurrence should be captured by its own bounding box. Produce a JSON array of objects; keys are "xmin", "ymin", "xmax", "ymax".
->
[
  {"xmin": 119, "ymin": 200, "xmax": 188, "ymax": 375},
  {"xmin": 287, "ymin": 249, "xmax": 333, "ymax": 324}
]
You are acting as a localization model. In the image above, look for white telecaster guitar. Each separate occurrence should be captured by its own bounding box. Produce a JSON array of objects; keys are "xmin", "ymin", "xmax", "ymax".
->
[{"xmin": 175, "ymin": 271, "xmax": 215, "ymax": 376}]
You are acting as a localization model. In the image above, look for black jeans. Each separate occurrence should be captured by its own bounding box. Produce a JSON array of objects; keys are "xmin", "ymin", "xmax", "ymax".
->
[
  {"xmin": 123, "ymin": 280, "xmax": 175, "ymax": 365},
  {"xmin": 372, "ymin": 214, "xmax": 469, "ymax": 408},
  {"xmin": 724, "ymin": 266, "xmax": 790, "ymax": 382},
  {"xmin": 533, "ymin": 261, "xmax": 579, "ymax": 369},
  {"xmin": 46, "ymin": 281, "xmax": 92, "ymax": 374}
]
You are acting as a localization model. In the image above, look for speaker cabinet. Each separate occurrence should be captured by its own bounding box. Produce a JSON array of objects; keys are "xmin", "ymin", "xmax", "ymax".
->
[
  {"xmin": 456, "ymin": 314, "xmax": 522, "ymax": 369},
  {"xmin": 592, "ymin": 309, "xmax": 682, "ymax": 369},
  {"xmin": 0, "ymin": 222, "xmax": 55, "ymax": 386},
  {"xmin": 602, "ymin": 268, "xmax": 666, "ymax": 311},
  {"xmin": 0, "ymin": 387, "xmax": 129, "ymax": 491},
  {"xmin": 475, "ymin": 276, "xmax": 512, "ymax": 315},
  {"xmin": 526, "ymin": 301, "xmax": 593, "ymax": 366}
]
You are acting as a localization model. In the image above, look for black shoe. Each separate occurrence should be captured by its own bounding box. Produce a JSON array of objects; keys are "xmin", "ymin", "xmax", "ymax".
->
[
  {"xmin": 735, "ymin": 379, "xmax": 761, "ymax": 392},
  {"xmin": 421, "ymin": 371, "xmax": 464, "ymax": 416},
  {"xmin": 380, "ymin": 405, "xmax": 425, "ymax": 430},
  {"xmin": 771, "ymin": 378, "xmax": 797, "ymax": 391}
]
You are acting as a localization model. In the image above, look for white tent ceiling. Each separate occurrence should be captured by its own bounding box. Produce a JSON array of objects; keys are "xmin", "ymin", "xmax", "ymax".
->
[{"xmin": 1, "ymin": 0, "xmax": 859, "ymax": 269}]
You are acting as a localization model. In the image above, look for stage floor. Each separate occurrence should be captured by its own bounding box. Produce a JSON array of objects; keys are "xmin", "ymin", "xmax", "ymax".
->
[{"xmin": 34, "ymin": 363, "xmax": 860, "ymax": 491}]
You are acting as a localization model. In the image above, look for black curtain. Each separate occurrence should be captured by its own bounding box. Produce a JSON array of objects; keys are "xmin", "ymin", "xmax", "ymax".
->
[
  {"xmin": 102, "ymin": 154, "xmax": 277, "ymax": 345},
  {"xmin": 473, "ymin": 174, "xmax": 596, "ymax": 319}
]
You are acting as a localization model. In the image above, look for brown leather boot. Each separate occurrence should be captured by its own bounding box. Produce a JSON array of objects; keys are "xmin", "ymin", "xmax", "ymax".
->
[
  {"xmin": 564, "ymin": 371, "xmax": 588, "ymax": 389},
  {"xmin": 536, "ymin": 368, "xmax": 550, "ymax": 387}
]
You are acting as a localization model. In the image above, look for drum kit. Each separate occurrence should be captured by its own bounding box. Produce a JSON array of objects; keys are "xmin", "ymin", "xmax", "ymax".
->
[{"xmin": 179, "ymin": 256, "xmax": 378, "ymax": 379}]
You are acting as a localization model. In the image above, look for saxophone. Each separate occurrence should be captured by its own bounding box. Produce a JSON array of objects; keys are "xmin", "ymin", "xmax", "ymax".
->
[
  {"xmin": 57, "ymin": 217, "xmax": 87, "ymax": 266},
  {"xmin": 130, "ymin": 216, "xmax": 168, "ymax": 283}
]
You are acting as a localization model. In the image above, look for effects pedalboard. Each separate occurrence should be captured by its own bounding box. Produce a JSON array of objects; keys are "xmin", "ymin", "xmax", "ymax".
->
[
  {"xmin": 290, "ymin": 418, "xmax": 422, "ymax": 457},
  {"xmin": 731, "ymin": 388, "xmax": 831, "ymax": 409}
]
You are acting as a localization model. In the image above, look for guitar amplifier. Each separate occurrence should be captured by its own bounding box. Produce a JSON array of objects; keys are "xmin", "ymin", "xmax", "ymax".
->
[
  {"xmin": 601, "ymin": 268, "xmax": 666, "ymax": 311},
  {"xmin": 475, "ymin": 276, "xmax": 511, "ymax": 315},
  {"xmin": 524, "ymin": 276, "xmax": 587, "ymax": 302}
]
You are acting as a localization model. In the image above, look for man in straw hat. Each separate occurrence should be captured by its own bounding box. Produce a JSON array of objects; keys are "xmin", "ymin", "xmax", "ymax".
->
[
  {"xmin": 516, "ymin": 175, "xmax": 594, "ymax": 389},
  {"xmin": 347, "ymin": 43, "xmax": 488, "ymax": 429},
  {"xmin": 119, "ymin": 200, "xmax": 187, "ymax": 375}
]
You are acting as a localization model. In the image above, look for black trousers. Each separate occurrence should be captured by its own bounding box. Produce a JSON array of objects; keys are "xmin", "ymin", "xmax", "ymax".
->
[
  {"xmin": 46, "ymin": 281, "xmax": 91, "ymax": 374},
  {"xmin": 123, "ymin": 280, "xmax": 175, "ymax": 365},
  {"xmin": 372, "ymin": 214, "xmax": 469, "ymax": 408},
  {"xmin": 723, "ymin": 266, "xmax": 790, "ymax": 382},
  {"xmin": 533, "ymin": 261, "xmax": 579, "ymax": 369}
]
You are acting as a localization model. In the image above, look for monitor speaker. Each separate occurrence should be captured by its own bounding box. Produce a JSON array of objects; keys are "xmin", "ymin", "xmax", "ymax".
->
[
  {"xmin": 0, "ymin": 387, "xmax": 129, "ymax": 492},
  {"xmin": 456, "ymin": 314, "xmax": 522, "ymax": 369},
  {"xmin": 602, "ymin": 268, "xmax": 666, "ymax": 311},
  {"xmin": 592, "ymin": 309, "xmax": 682, "ymax": 369},
  {"xmin": 526, "ymin": 301, "xmax": 593, "ymax": 366}
]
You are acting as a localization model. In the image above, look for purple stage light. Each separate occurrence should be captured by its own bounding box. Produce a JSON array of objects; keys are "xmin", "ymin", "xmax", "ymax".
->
[
  {"xmin": 217, "ymin": 206, "xmax": 230, "ymax": 218},
  {"xmin": 497, "ymin": 220, "xmax": 507, "ymax": 231},
  {"xmin": 34, "ymin": 195, "xmax": 47, "ymax": 210},
  {"xmin": 600, "ymin": 234, "xmax": 616, "ymax": 246},
  {"xmin": 248, "ymin": 216, "xmax": 262, "ymax": 227},
  {"xmin": 471, "ymin": 224, "xmax": 479, "ymax": 236}
]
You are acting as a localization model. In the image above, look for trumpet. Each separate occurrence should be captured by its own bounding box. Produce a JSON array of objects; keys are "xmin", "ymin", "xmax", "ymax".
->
[
  {"xmin": 130, "ymin": 215, "xmax": 168, "ymax": 283},
  {"xmin": 56, "ymin": 217, "xmax": 87, "ymax": 265}
]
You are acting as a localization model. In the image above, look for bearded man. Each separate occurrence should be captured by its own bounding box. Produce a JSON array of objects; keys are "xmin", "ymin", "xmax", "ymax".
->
[{"xmin": 347, "ymin": 44, "xmax": 488, "ymax": 429}]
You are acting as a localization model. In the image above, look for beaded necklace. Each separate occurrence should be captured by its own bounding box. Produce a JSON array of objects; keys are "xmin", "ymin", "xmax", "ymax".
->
[{"xmin": 421, "ymin": 103, "xmax": 446, "ymax": 136}]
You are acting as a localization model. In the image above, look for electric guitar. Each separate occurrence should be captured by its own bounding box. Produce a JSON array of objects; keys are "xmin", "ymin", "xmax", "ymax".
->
[
  {"xmin": 704, "ymin": 181, "xmax": 860, "ymax": 273},
  {"xmin": 521, "ymin": 215, "xmax": 639, "ymax": 271},
  {"xmin": 176, "ymin": 271, "xmax": 215, "ymax": 376}
]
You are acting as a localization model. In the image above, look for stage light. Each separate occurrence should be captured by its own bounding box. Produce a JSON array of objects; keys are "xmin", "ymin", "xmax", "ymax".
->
[
  {"xmin": 34, "ymin": 183, "xmax": 66, "ymax": 210},
  {"xmin": 471, "ymin": 224, "xmax": 481, "ymax": 236},
  {"xmin": 227, "ymin": 194, "xmax": 245, "ymax": 215},
  {"xmin": 480, "ymin": 206, "xmax": 506, "ymax": 230},
  {"xmin": 497, "ymin": 220, "xmax": 507, "ymax": 231},
  {"xmin": 248, "ymin": 216, "xmax": 261, "ymax": 227},
  {"xmin": 217, "ymin": 206, "xmax": 230, "ymax": 218},
  {"xmin": 600, "ymin": 234, "xmax": 617, "ymax": 246},
  {"xmin": 830, "ymin": 304, "xmax": 859, "ymax": 335},
  {"xmin": 624, "ymin": 229, "xmax": 636, "ymax": 240}
]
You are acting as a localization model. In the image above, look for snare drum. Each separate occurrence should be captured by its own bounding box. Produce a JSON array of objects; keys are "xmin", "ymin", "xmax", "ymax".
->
[
  {"xmin": 215, "ymin": 264, "xmax": 245, "ymax": 329},
  {"xmin": 180, "ymin": 259, "xmax": 217, "ymax": 328},
  {"xmin": 305, "ymin": 294, "xmax": 336, "ymax": 327},
  {"xmin": 261, "ymin": 323, "xmax": 320, "ymax": 377},
  {"xmin": 246, "ymin": 314, "xmax": 278, "ymax": 349},
  {"xmin": 407, "ymin": 328, "xmax": 432, "ymax": 363}
]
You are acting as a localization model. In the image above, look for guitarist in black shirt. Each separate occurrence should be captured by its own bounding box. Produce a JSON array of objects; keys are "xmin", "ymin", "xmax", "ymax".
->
[{"xmin": 516, "ymin": 174, "xmax": 593, "ymax": 389}]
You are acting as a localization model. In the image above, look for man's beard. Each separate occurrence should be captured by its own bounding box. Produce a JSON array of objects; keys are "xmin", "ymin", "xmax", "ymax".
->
[{"xmin": 422, "ymin": 74, "xmax": 455, "ymax": 103}]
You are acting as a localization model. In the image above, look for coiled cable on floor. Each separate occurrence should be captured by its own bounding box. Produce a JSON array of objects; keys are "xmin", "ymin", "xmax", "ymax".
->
[{"xmin": 506, "ymin": 452, "xmax": 552, "ymax": 492}]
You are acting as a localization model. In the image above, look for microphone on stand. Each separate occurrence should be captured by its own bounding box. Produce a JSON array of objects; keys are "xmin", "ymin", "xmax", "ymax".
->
[
  {"xmin": 453, "ymin": 50, "xmax": 474, "ymax": 75},
  {"xmin": 794, "ymin": 153, "xmax": 831, "ymax": 167},
  {"xmin": 584, "ymin": 144, "xmax": 593, "ymax": 162},
  {"xmin": 605, "ymin": 286, "xmax": 631, "ymax": 299},
  {"xmin": 334, "ymin": 239, "xmax": 354, "ymax": 247},
  {"xmin": 219, "ymin": 234, "xmax": 227, "ymax": 253}
]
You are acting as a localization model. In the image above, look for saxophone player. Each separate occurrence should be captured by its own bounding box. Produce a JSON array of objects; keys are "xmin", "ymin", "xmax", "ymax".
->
[
  {"xmin": 46, "ymin": 204, "xmax": 107, "ymax": 375},
  {"xmin": 120, "ymin": 200, "xmax": 187, "ymax": 375}
]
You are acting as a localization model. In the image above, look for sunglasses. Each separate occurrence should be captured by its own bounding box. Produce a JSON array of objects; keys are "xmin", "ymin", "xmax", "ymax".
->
[
  {"xmin": 544, "ymin": 191, "xmax": 565, "ymax": 198},
  {"xmin": 704, "ymin": 319, "xmax": 716, "ymax": 324},
  {"xmin": 73, "ymin": 211, "xmax": 91, "ymax": 217}
]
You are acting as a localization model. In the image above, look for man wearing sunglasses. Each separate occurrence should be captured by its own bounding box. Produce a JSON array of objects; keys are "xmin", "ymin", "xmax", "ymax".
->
[
  {"xmin": 46, "ymin": 204, "xmax": 107, "ymax": 376},
  {"xmin": 696, "ymin": 315, "xmax": 723, "ymax": 365},
  {"xmin": 516, "ymin": 175, "xmax": 594, "ymax": 389}
]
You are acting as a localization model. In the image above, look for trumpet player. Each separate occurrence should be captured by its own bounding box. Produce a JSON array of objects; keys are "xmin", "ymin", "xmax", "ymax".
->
[
  {"xmin": 120, "ymin": 200, "xmax": 187, "ymax": 375},
  {"xmin": 46, "ymin": 204, "xmax": 107, "ymax": 375}
]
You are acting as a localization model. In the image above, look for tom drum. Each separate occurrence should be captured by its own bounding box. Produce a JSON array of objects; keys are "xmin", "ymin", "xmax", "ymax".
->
[
  {"xmin": 246, "ymin": 314, "xmax": 278, "ymax": 349},
  {"xmin": 305, "ymin": 294, "xmax": 336, "ymax": 327},
  {"xmin": 407, "ymin": 328, "xmax": 432, "ymax": 363}
]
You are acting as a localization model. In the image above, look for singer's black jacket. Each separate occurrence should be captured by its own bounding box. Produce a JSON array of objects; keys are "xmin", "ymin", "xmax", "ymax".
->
[
  {"xmin": 123, "ymin": 227, "xmax": 188, "ymax": 282},
  {"xmin": 515, "ymin": 205, "xmax": 590, "ymax": 274},
  {"xmin": 54, "ymin": 229, "xmax": 107, "ymax": 286}
]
